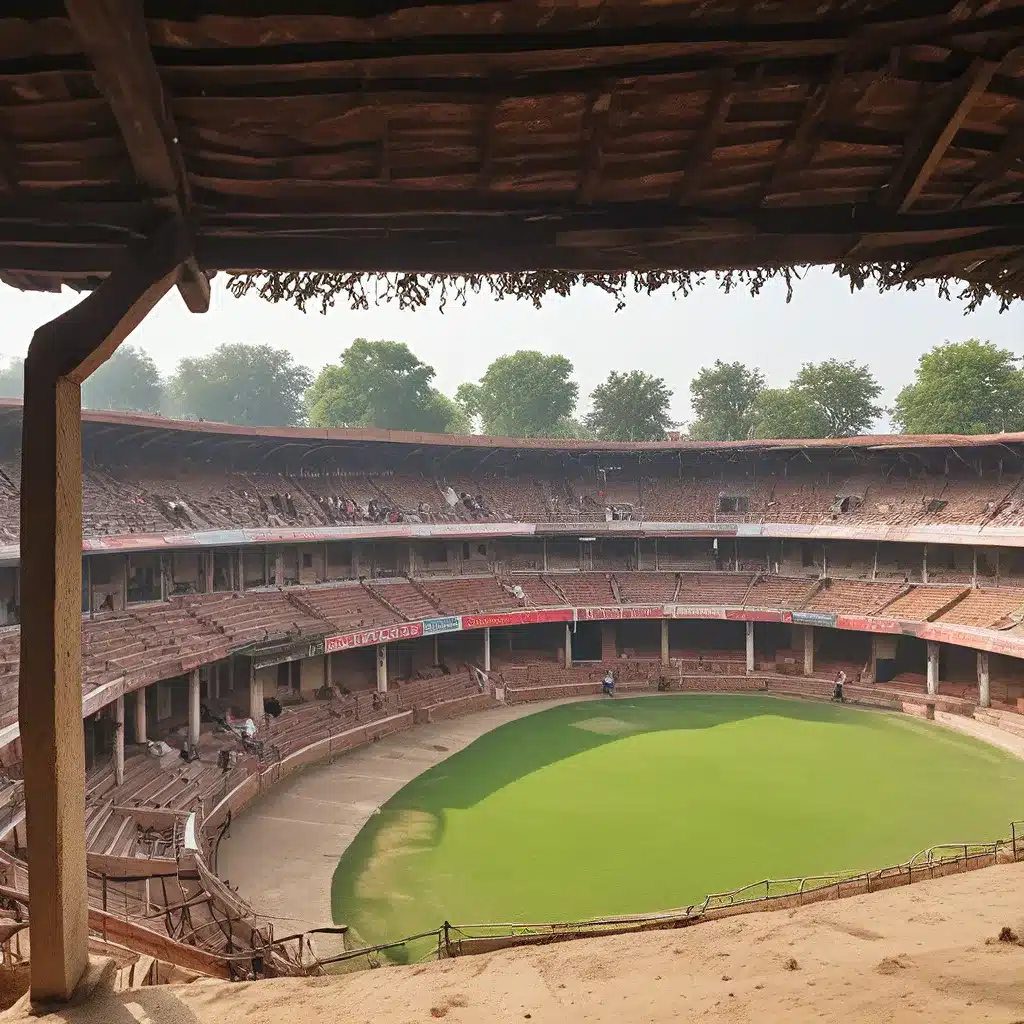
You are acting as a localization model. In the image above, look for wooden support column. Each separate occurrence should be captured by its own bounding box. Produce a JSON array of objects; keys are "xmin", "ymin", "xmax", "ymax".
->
[
  {"xmin": 803, "ymin": 625, "xmax": 814, "ymax": 676},
  {"xmin": 977, "ymin": 651, "xmax": 991, "ymax": 708},
  {"xmin": 248, "ymin": 661, "xmax": 263, "ymax": 723},
  {"xmin": 927, "ymin": 641, "xmax": 940, "ymax": 696},
  {"xmin": 113, "ymin": 696, "xmax": 124, "ymax": 788},
  {"xmin": 188, "ymin": 670, "xmax": 201, "ymax": 750},
  {"xmin": 134, "ymin": 686, "xmax": 147, "ymax": 744},
  {"xmin": 19, "ymin": 218, "xmax": 190, "ymax": 1003}
]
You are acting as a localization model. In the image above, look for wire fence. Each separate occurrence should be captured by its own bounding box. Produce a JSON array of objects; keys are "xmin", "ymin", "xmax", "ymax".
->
[{"xmin": 431, "ymin": 822, "xmax": 1024, "ymax": 958}]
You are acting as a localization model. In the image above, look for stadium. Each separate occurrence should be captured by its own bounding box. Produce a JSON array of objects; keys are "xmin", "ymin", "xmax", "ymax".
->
[{"xmin": 0, "ymin": 402, "xmax": 1021, "ymax": 981}]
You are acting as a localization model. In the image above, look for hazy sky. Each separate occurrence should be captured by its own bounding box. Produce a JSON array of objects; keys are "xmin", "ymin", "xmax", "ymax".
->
[{"xmin": 2, "ymin": 269, "xmax": 1021, "ymax": 432}]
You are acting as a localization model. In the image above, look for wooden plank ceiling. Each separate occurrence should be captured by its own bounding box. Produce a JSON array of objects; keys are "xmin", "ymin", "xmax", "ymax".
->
[{"xmin": 0, "ymin": 0, "xmax": 1021, "ymax": 295}]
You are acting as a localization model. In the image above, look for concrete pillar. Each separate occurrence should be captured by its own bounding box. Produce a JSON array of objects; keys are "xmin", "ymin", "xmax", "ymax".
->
[
  {"xmin": 274, "ymin": 551, "xmax": 284, "ymax": 587},
  {"xmin": 134, "ymin": 685, "xmax": 147, "ymax": 744},
  {"xmin": 433, "ymin": 635, "xmax": 440, "ymax": 664},
  {"xmin": 159, "ymin": 554, "xmax": 167, "ymax": 601},
  {"xmin": 977, "ymin": 651, "xmax": 991, "ymax": 708},
  {"xmin": 188, "ymin": 670, "xmax": 201, "ymax": 750},
  {"xmin": 660, "ymin": 618, "xmax": 669, "ymax": 666},
  {"xmin": 745, "ymin": 620, "xmax": 755, "ymax": 673},
  {"xmin": 922, "ymin": 545, "xmax": 928, "ymax": 584},
  {"xmin": 803, "ymin": 625, "xmax": 814, "ymax": 675},
  {"xmin": 542, "ymin": 538, "xmax": 548, "ymax": 573},
  {"xmin": 870, "ymin": 636, "xmax": 879, "ymax": 685},
  {"xmin": 483, "ymin": 627, "xmax": 491, "ymax": 672},
  {"xmin": 249, "ymin": 661, "xmax": 263, "ymax": 722},
  {"xmin": 972, "ymin": 547, "xmax": 978, "ymax": 587},
  {"xmin": 113, "ymin": 695, "xmax": 124, "ymax": 788},
  {"xmin": 376, "ymin": 645, "xmax": 388, "ymax": 693},
  {"xmin": 237, "ymin": 548, "xmax": 245, "ymax": 592},
  {"xmin": 564, "ymin": 623, "xmax": 573, "ymax": 668},
  {"xmin": 926, "ymin": 641, "xmax": 939, "ymax": 696},
  {"xmin": 204, "ymin": 551, "xmax": 214, "ymax": 594},
  {"xmin": 325, "ymin": 652, "xmax": 332, "ymax": 690}
]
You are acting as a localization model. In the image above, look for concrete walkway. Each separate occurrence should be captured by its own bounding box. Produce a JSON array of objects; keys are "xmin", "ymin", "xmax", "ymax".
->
[{"xmin": 216, "ymin": 699, "xmax": 580, "ymax": 952}]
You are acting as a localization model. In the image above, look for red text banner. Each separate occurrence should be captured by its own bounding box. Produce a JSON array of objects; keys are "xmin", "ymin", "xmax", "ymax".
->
[
  {"xmin": 461, "ymin": 608, "xmax": 574, "ymax": 630},
  {"xmin": 577, "ymin": 606, "xmax": 665, "ymax": 620},
  {"xmin": 325, "ymin": 621, "xmax": 425, "ymax": 653},
  {"xmin": 665, "ymin": 605, "xmax": 727, "ymax": 620},
  {"xmin": 725, "ymin": 608, "xmax": 792, "ymax": 623}
]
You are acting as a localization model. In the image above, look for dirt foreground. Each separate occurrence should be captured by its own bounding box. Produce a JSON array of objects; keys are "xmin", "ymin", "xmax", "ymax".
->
[{"xmin": 8, "ymin": 860, "xmax": 1024, "ymax": 1024}]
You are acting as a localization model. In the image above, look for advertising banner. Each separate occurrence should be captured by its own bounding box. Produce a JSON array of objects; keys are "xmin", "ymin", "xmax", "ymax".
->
[
  {"xmin": 791, "ymin": 610, "xmax": 837, "ymax": 628},
  {"xmin": 461, "ymin": 608, "xmax": 574, "ymax": 630},
  {"xmin": 325, "ymin": 621, "xmax": 425, "ymax": 653},
  {"xmin": 422, "ymin": 615, "xmax": 463, "ymax": 635},
  {"xmin": 665, "ymin": 605, "xmax": 727, "ymax": 620},
  {"xmin": 724, "ymin": 608, "xmax": 792, "ymax": 623},
  {"xmin": 577, "ymin": 606, "xmax": 665, "ymax": 620}
]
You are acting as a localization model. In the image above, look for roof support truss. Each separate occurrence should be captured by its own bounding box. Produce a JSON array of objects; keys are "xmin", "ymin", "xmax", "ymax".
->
[{"xmin": 63, "ymin": 0, "xmax": 210, "ymax": 312}]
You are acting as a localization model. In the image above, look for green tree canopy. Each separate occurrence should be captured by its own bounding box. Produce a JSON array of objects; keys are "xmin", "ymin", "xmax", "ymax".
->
[
  {"xmin": 751, "ymin": 387, "xmax": 831, "ymax": 439},
  {"xmin": 585, "ymin": 370, "xmax": 674, "ymax": 441},
  {"xmin": 82, "ymin": 345, "xmax": 163, "ymax": 413},
  {"xmin": 170, "ymin": 343, "xmax": 313, "ymax": 426},
  {"xmin": 791, "ymin": 359, "xmax": 882, "ymax": 437},
  {"xmin": 456, "ymin": 350, "xmax": 578, "ymax": 437},
  {"xmin": 306, "ymin": 338, "xmax": 464, "ymax": 433},
  {"xmin": 0, "ymin": 358, "xmax": 23, "ymax": 400},
  {"xmin": 688, "ymin": 360, "xmax": 765, "ymax": 440},
  {"xmin": 892, "ymin": 339, "xmax": 1024, "ymax": 435}
]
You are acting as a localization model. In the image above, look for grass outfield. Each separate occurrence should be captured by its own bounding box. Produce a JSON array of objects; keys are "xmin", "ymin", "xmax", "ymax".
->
[{"xmin": 330, "ymin": 695, "xmax": 1024, "ymax": 955}]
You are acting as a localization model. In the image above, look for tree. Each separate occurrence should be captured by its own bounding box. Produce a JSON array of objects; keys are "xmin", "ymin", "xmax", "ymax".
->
[
  {"xmin": 585, "ymin": 370, "xmax": 674, "ymax": 441},
  {"xmin": 892, "ymin": 339, "xmax": 1024, "ymax": 435},
  {"xmin": 456, "ymin": 350, "xmax": 578, "ymax": 437},
  {"xmin": 688, "ymin": 360, "xmax": 765, "ymax": 440},
  {"xmin": 170, "ymin": 343, "xmax": 313, "ymax": 426},
  {"xmin": 751, "ymin": 388, "xmax": 831, "ymax": 439},
  {"xmin": 791, "ymin": 359, "xmax": 882, "ymax": 437},
  {"xmin": 0, "ymin": 358, "xmax": 23, "ymax": 400},
  {"xmin": 82, "ymin": 344, "xmax": 163, "ymax": 413},
  {"xmin": 306, "ymin": 338, "xmax": 464, "ymax": 433}
]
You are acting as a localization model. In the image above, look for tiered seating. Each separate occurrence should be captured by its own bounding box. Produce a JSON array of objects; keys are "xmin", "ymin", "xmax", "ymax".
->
[
  {"xmin": 394, "ymin": 673, "xmax": 480, "ymax": 709},
  {"xmin": 423, "ymin": 577, "xmax": 518, "ymax": 614},
  {"xmin": 881, "ymin": 586, "xmax": 968, "ymax": 621},
  {"xmin": 282, "ymin": 586, "xmax": 392, "ymax": 632},
  {"xmin": 802, "ymin": 580, "xmax": 906, "ymax": 615},
  {"xmin": 935, "ymin": 587, "xmax": 1024, "ymax": 628},
  {"xmin": 743, "ymin": 576, "xmax": 816, "ymax": 608},
  {"xmin": 510, "ymin": 574, "xmax": 565, "ymax": 606},
  {"xmin": 82, "ymin": 470, "xmax": 173, "ymax": 537},
  {"xmin": 188, "ymin": 592, "xmax": 328, "ymax": 644},
  {"xmin": 545, "ymin": 573, "xmax": 616, "ymax": 605},
  {"xmin": 675, "ymin": 572, "xmax": 756, "ymax": 605},
  {"xmin": 366, "ymin": 580, "xmax": 441, "ymax": 621},
  {"xmin": 613, "ymin": 572, "xmax": 678, "ymax": 604},
  {"xmin": 82, "ymin": 603, "xmax": 230, "ymax": 688},
  {"xmin": 475, "ymin": 474, "xmax": 550, "ymax": 520}
]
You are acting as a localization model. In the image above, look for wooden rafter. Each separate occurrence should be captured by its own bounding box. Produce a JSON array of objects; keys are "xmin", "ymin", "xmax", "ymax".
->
[
  {"xmin": 880, "ymin": 56, "xmax": 1001, "ymax": 213},
  {"xmin": 959, "ymin": 111, "xmax": 1024, "ymax": 206},
  {"xmin": 477, "ymin": 96, "xmax": 499, "ymax": 190},
  {"xmin": 760, "ymin": 54, "xmax": 852, "ymax": 203},
  {"xmin": 674, "ymin": 70, "xmax": 735, "ymax": 204},
  {"xmin": 62, "ymin": 0, "xmax": 209, "ymax": 313},
  {"xmin": 578, "ymin": 89, "xmax": 614, "ymax": 205}
]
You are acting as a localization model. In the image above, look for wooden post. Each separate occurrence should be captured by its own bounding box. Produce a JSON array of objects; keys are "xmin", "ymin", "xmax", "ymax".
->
[
  {"xmin": 188, "ymin": 671, "xmax": 201, "ymax": 750},
  {"xmin": 19, "ymin": 218, "xmax": 189, "ymax": 1002},
  {"xmin": 113, "ymin": 696, "xmax": 125, "ymax": 788},
  {"xmin": 134, "ymin": 686, "xmax": 147, "ymax": 744}
]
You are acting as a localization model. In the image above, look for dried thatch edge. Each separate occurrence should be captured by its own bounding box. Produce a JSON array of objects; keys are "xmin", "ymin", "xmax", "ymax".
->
[{"xmin": 226, "ymin": 265, "xmax": 1021, "ymax": 314}]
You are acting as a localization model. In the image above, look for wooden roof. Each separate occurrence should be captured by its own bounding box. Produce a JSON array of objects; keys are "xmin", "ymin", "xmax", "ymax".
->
[{"xmin": 2, "ymin": 1, "xmax": 1024, "ymax": 303}]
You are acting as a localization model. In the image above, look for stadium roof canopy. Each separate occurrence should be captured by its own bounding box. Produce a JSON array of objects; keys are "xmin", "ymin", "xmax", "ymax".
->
[
  {"xmin": 2, "ymin": 400, "xmax": 1024, "ymax": 458},
  {"xmin": 1, "ymin": 1, "xmax": 1024, "ymax": 308},
  {"xmin": 6, "ymin": 0, "xmax": 1024, "ymax": 1005}
]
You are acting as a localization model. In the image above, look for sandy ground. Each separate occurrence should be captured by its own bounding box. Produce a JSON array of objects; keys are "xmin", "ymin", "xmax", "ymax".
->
[
  {"xmin": 217, "ymin": 699, "xmax": 580, "ymax": 953},
  {"xmin": 9, "ymin": 861, "xmax": 1024, "ymax": 1023}
]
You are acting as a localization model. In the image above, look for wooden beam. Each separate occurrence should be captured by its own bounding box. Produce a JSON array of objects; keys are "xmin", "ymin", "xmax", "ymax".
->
[
  {"xmin": 477, "ymin": 96, "xmax": 499, "ymax": 190},
  {"xmin": 674, "ymin": 71, "xmax": 735, "ymax": 204},
  {"xmin": 760, "ymin": 55, "xmax": 850, "ymax": 202},
  {"xmin": 63, "ymin": 0, "xmax": 209, "ymax": 312},
  {"xmin": 959, "ymin": 113, "xmax": 1024, "ymax": 207},
  {"xmin": 880, "ymin": 56, "xmax": 1000, "ymax": 213},
  {"xmin": 19, "ymin": 219, "xmax": 187, "ymax": 1004},
  {"xmin": 578, "ymin": 90, "xmax": 614, "ymax": 205}
]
